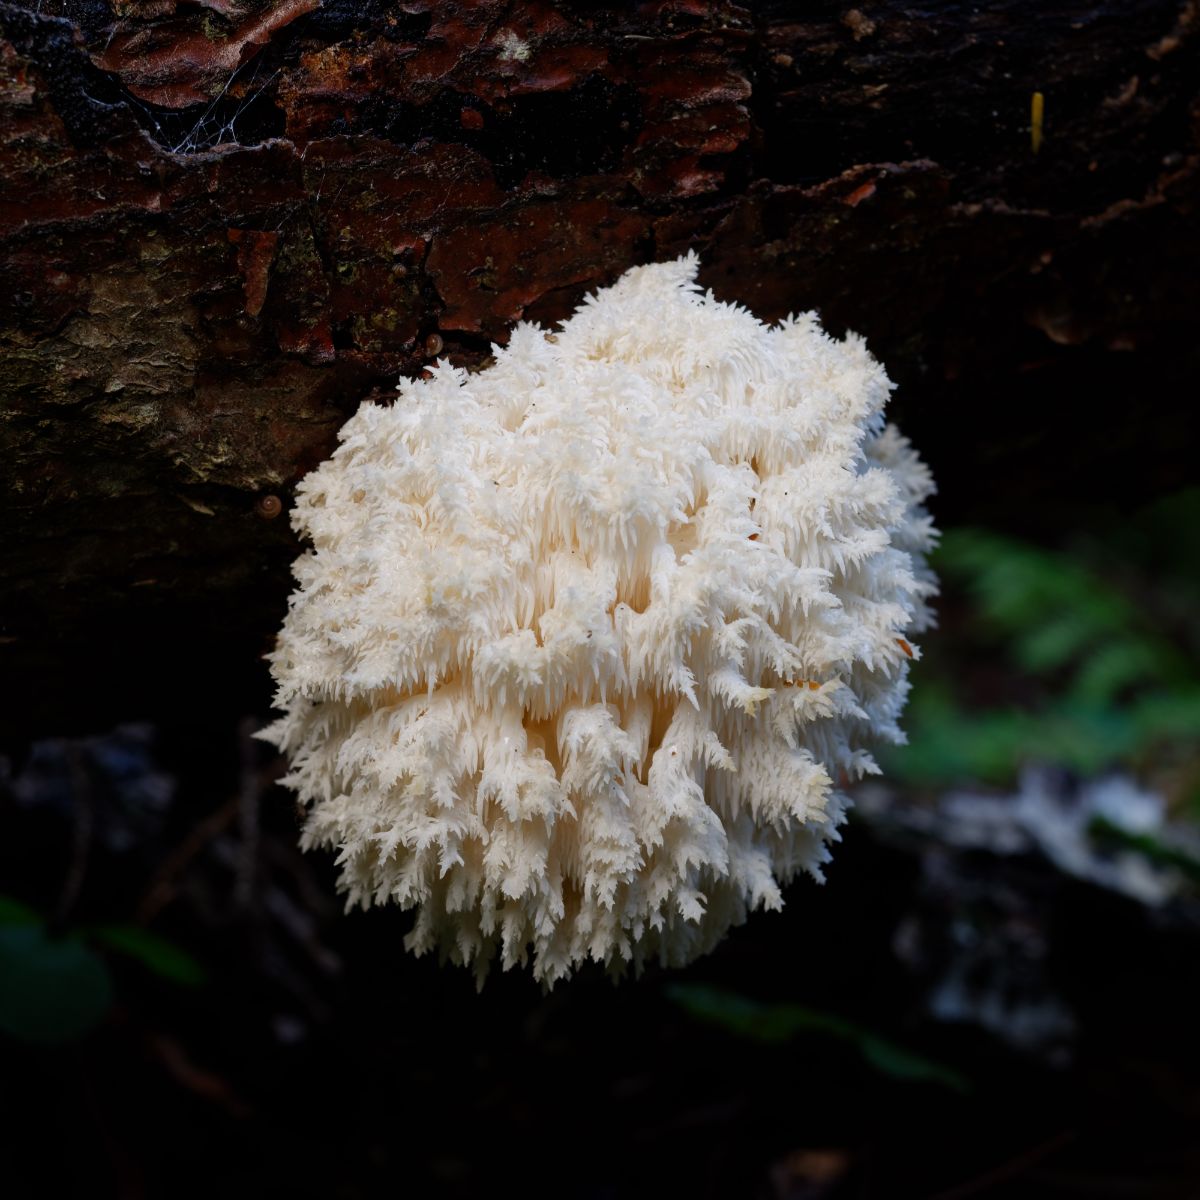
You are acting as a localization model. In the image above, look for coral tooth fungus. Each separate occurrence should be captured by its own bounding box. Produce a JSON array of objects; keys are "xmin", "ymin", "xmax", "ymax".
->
[{"xmin": 262, "ymin": 255, "xmax": 937, "ymax": 984}]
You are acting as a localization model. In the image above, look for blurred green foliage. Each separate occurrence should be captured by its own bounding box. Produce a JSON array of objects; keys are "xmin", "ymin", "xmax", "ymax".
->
[
  {"xmin": 889, "ymin": 489, "xmax": 1200, "ymax": 809},
  {"xmin": 0, "ymin": 896, "xmax": 113, "ymax": 1043},
  {"xmin": 0, "ymin": 892, "xmax": 205, "ymax": 1043},
  {"xmin": 92, "ymin": 924, "xmax": 207, "ymax": 988},
  {"xmin": 0, "ymin": 924, "xmax": 114, "ymax": 1044},
  {"xmin": 666, "ymin": 983, "xmax": 969, "ymax": 1091}
]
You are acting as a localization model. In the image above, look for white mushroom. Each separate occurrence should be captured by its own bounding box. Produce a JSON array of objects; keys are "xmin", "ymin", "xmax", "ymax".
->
[{"xmin": 261, "ymin": 254, "xmax": 937, "ymax": 984}]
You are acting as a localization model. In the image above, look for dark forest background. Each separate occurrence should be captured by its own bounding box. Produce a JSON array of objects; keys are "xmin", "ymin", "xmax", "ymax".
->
[{"xmin": 2, "ymin": 1, "xmax": 1199, "ymax": 1197}]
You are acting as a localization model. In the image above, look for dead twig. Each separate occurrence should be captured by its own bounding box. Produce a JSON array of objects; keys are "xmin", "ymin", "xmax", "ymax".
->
[
  {"xmin": 136, "ymin": 795, "xmax": 239, "ymax": 924},
  {"xmin": 53, "ymin": 743, "xmax": 94, "ymax": 930},
  {"xmin": 928, "ymin": 1130, "xmax": 1077, "ymax": 1200}
]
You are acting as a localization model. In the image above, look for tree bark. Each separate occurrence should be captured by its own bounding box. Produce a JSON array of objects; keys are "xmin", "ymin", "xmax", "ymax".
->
[{"xmin": 3, "ymin": 0, "xmax": 1198, "ymax": 740}]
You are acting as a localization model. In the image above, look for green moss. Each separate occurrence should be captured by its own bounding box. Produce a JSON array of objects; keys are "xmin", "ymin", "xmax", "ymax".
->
[{"xmin": 201, "ymin": 11, "xmax": 232, "ymax": 42}]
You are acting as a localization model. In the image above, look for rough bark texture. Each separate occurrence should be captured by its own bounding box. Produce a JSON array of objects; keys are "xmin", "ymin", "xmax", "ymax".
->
[{"xmin": 3, "ymin": 0, "xmax": 1199, "ymax": 740}]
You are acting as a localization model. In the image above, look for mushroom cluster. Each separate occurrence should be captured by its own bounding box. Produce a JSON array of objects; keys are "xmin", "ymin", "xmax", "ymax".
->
[{"xmin": 261, "ymin": 255, "xmax": 936, "ymax": 984}]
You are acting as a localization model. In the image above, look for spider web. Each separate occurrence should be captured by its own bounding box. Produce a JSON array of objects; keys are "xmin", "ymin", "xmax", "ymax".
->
[{"xmin": 129, "ymin": 56, "xmax": 285, "ymax": 155}]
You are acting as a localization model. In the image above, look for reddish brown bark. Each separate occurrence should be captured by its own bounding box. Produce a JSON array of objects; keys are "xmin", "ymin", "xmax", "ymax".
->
[{"xmin": 2, "ymin": 0, "xmax": 1198, "ymax": 738}]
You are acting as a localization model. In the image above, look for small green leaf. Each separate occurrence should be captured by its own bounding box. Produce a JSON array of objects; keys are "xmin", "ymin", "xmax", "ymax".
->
[
  {"xmin": 0, "ymin": 925, "xmax": 114, "ymax": 1043},
  {"xmin": 665, "ymin": 984, "xmax": 968, "ymax": 1091},
  {"xmin": 92, "ymin": 924, "xmax": 206, "ymax": 987},
  {"xmin": 665, "ymin": 983, "xmax": 849, "ymax": 1042},
  {"xmin": 860, "ymin": 1036, "xmax": 970, "ymax": 1092}
]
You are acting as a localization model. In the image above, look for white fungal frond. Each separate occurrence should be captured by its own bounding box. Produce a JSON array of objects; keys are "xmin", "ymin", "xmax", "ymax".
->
[{"xmin": 261, "ymin": 254, "xmax": 937, "ymax": 985}]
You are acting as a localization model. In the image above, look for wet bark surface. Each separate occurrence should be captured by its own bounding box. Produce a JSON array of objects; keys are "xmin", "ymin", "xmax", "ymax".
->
[{"xmin": 2, "ymin": 0, "xmax": 1199, "ymax": 739}]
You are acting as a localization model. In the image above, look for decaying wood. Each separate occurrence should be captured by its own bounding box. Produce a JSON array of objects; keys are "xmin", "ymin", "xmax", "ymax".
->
[{"xmin": 2, "ymin": 0, "xmax": 1198, "ymax": 738}]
